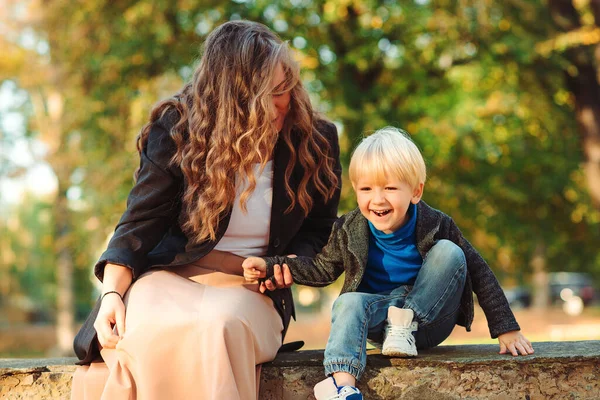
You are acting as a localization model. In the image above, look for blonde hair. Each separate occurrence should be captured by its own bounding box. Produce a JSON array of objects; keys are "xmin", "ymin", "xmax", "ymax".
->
[
  {"xmin": 349, "ymin": 127, "xmax": 426, "ymax": 190},
  {"xmin": 136, "ymin": 21, "xmax": 338, "ymax": 244}
]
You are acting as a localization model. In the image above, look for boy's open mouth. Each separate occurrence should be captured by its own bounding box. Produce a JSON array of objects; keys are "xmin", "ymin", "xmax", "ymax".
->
[{"xmin": 371, "ymin": 209, "xmax": 391, "ymax": 217}]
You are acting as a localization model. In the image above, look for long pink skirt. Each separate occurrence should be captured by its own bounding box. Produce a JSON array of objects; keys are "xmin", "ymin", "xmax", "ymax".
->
[{"xmin": 71, "ymin": 264, "xmax": 283, "ymax": 400}]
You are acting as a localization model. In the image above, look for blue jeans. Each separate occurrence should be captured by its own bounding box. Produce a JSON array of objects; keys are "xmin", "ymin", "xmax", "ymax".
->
[{"xmin": 323, "ymin": 239, "xmax": 467, "ymax": 379}]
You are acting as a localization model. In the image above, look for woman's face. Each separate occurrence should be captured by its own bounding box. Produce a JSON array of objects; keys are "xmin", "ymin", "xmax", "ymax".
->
[{"xmin": 270, "ymin": 63, "xmax": 291, "ymax": 132}]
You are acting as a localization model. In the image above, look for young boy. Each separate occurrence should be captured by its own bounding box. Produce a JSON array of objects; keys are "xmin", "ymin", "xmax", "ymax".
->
[{"xmin": 243, "ymin": 127, "xmax": 534, "ymax": 400}]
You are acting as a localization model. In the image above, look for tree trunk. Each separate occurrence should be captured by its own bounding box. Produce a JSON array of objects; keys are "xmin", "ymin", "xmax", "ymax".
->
[
  {"xmin": 530, "ymin": 239, "xmax": 549, "ymax": 309},
  {"xmin": 549, "ymin": 0, "xmax": 600, "ymax": 208},
  {"xmin": 564, "ymin": 60, "xmax": 600, "ymax": 209},
  {"xmin": 31, "ymin": 89, "xmax": 76, "ymax": 356},
  {"xmin": 53, "ymin": 178, "xmax": 75, "ymax": 356}
]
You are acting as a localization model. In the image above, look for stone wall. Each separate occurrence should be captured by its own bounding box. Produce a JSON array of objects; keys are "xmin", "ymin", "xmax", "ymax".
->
[
  {"xmin": 0, "ymin": 358, "xmax": 74, "ymax": 400},
  {"xmin": 2, "ymin": 341, "xmax": 599, "ymax": 399}
]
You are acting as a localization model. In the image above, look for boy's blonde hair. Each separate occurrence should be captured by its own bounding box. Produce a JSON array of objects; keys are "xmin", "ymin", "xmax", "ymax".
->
[{"xmin": 349, "ymin": 127, "xmax": 426, "ymax": 190}]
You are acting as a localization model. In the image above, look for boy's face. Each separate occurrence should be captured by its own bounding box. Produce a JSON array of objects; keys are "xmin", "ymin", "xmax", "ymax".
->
[{"xmin": 353, "ymin": 175, "xmax": 423, "ymax": 234}]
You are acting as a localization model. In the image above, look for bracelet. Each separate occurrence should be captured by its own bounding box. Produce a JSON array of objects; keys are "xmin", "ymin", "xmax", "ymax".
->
[{"xmin": 101, "ymin": 290, "xmax": 124, "ymax": 303}]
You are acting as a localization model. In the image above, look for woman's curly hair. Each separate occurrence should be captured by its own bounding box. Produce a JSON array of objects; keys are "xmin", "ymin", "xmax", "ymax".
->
[{"xmin": 135, "ymin": 20, "xmax": 338, "ymax": 244}]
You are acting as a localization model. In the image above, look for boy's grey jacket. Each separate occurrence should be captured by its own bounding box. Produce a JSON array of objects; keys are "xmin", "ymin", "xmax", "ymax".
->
[{"xmin": 264, "ymin": 202, "xmax": 520, "ymax": 338}]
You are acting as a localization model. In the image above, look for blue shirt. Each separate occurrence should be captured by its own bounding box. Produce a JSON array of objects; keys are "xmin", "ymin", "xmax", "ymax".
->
[{"xmin": 357, "ymin": 203, "xmax": 423, "ymax": 294}]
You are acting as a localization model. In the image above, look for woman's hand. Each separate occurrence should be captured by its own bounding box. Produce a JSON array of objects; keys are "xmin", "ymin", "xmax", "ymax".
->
[
  {"xmin": 94, "ymin": 263, "xmax": 132, "ymax": 349},
  {"xmin": 94, "ymin": 292, "xmax": 126, "ymax": 349},
  {"xmin": 498, "ymin": 331, "xmax": 534, "ymax": 356},
  {"xmin": 243, "ymin": 255, "xmax": 295, "ymax": 293},
  {"xmin": 261, "ymin": 255, "xmax": 295, "ymax": 293},
  {"xmin": 260, "ymin": 264, "xmax": 294, "ymax": 293}
]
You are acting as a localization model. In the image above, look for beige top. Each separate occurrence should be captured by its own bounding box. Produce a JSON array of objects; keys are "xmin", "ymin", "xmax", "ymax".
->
[{"xmin": 214, "ymin": 161, "xmax": 273, "ymax": 257}]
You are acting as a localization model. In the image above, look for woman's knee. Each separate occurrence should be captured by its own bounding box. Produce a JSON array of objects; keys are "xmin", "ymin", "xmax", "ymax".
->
[{"xmin": 204, "ymin": 310, "xmax": 248, "ymax": 336}]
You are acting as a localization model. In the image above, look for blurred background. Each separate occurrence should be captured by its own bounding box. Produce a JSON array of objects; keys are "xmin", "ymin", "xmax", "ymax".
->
[{"xmin": 1, "ymin": 0, "xmax": 599, "ymax": 358}]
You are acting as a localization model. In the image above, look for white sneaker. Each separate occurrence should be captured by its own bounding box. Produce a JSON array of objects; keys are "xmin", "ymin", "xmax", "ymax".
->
[
  {"xmin": 313, "ymin": 377, "xmax": 363, "ymax": 400},
  {"xmin": 382, "ymin": 306, "xmax": 418, "ymax": 357},
  {"xmin": 337, "ymin": 386, "xmax": 363, "ymax": 399}
]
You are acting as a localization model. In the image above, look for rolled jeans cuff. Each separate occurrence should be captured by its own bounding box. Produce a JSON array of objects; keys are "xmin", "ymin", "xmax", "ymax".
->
[{"xmin": 323, "ymin": 359, "xmax": 364, "ymax": 380}]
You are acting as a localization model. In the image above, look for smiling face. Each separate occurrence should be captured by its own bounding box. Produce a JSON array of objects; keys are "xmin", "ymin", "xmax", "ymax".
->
[
  {"xmin": 353, "ymin": 175, "xmax": 423, "ymax": 234},
  {"xmin": 348, "ymin": 127, "xmax": 427, "ymax": 233},
  {"xmin": 270, "ymin": 63, "xmax": 291, "ymax": 132}
]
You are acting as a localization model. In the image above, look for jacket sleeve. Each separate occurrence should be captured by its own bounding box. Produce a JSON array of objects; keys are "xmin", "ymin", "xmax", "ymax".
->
[
  {"xmin": 264, "ymin": 217, "xmax": 346, "ymax": 287},
  {"xmin": 446, "ymin": 218, "xmax": 520, "ymax": 338},
  {"xmin": 94, "ymin": 112, "xmax": 183, "ymax": 281},
  {"xmin": 284, "ymin": 121, "xmax": 342, "ymax": 257}
]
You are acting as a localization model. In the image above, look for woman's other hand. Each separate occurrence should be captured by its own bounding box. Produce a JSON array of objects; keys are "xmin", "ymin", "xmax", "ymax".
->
[
  {"xmin": 498, "ymin": 331, "xmax": 534, "ymax": 356},
  {"xmin": 260, "ymin": 255, "xmax": 295, "ymax": 293},
  {"xmin": 94, "ymin": 263, "xmax": 132, "ymax": 349},
  {"xmin": 94, "ymin": 291, "xmax": 126, "ymax": 349}
]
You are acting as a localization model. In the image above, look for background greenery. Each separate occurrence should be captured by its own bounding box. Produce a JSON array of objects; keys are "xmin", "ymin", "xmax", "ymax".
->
[{"xmin": 1, "ymin": 0, "xmax": 599, "ymax": 354}]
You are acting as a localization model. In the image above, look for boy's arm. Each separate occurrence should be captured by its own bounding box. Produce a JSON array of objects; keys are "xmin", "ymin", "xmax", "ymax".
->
[
  {"xmin": 263, "ymin": 218, "xmax": 346, "ymax": 287},
  {"xmin": 446, "ymin": 218, "xmax": 520, "ymax": 338}
]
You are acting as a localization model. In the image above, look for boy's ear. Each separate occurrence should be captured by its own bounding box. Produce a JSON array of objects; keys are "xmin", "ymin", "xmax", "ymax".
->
[{"xmin": 411, "ymin": 182, "xmax": 424, "ymax": 204}]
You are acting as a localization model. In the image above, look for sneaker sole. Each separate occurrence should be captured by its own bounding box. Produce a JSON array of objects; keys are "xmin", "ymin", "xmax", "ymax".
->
[{"xmin": 382, "ymin": 347, "xmax": 417, "ymax": 357}]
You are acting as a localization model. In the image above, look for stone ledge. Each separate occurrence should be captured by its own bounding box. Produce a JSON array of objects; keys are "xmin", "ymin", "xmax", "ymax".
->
[
  {"xmin": 1, "ymin": 341, "xmax": 599, "ymax": 399},
  {"xmin": 0, "ymin": 357, "xmax": 76, "ymax": 400}
]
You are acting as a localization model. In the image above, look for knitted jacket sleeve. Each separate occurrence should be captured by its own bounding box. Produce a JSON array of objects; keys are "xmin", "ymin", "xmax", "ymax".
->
[
  {"xmin": 445, "ymin": 217, "xmax": 520, "ymax": 338},
  {"xmin": 263, "ymin": 216, "xmax": 346, "ymax": 287}
]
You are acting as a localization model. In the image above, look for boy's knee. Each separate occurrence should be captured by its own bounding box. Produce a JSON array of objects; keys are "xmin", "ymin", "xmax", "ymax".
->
[
  {"xmin": 332, "ymin": 292, "xmax": 368, "ymax": 313},
  {"xmin": 428, "ymin": 240, "xmax": 466, "ymax": 270}
]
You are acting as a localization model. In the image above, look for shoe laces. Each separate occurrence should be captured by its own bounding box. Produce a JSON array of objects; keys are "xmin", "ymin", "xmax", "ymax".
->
[{"xmin": 386, "ymin": 324, "xmax": 416, "ymax": 346}]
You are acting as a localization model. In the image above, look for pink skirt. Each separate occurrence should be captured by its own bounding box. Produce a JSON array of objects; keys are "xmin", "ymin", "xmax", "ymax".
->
[{"xmin": 71, "ymin": 263, "xmax": 283, "ymax": 400}]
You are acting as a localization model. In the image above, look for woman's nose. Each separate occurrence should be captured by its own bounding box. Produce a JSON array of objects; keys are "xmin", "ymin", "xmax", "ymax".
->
[
  {"xmin": 273, "ymin": 96, "xmax": 288, "ymax": 112},
  {"xmin": 270, "ymin": 99, "xmax": 280, "ymax": 118},
  {"xmin": 270, "ymin": 104, "xmax": 278, "ymax": 120}
]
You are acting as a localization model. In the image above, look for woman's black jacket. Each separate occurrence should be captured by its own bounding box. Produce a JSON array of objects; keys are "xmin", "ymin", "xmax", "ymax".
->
[{"xmin": 73, "ymin": 110, "xmax": 342, "ymax": 365}]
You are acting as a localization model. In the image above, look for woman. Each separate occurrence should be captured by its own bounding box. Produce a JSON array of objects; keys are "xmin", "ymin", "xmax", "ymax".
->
[{"xmin": 71, "ymin": 20, "xmax": 341, "ymax": 400}]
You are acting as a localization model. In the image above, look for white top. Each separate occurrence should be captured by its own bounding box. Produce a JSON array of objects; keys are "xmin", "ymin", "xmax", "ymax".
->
[{"xmin": 213, "ymin": 161, "xmax": 273, "ymax": 257}]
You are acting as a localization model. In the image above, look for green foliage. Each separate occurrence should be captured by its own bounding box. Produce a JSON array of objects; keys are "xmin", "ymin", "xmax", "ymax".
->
[
  {"xmin": 0, "ymin": 194, "xmax": 94, "ymax": 321},
  {"xmin": 1, "ymin": 0, "xmax": 600, "ymax": 323}
]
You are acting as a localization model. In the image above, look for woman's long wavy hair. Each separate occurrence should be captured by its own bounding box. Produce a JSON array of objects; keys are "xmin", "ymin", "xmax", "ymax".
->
[{"xmin": 135, "ymin": 20, "xmax": 339, "ymax": 244}]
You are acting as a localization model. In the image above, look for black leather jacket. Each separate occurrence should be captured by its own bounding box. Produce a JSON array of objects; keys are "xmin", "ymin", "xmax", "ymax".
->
[{"xmin": 74, "ymin": 109, "xmax": 342, "ymax": 365}]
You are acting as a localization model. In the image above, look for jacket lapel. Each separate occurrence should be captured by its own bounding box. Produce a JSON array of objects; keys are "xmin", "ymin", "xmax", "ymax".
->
[
  {"xmin": 344, "ymin": 209, "xmax": 370, "ymax": 271},
  {"xmin": 415, "ymin": 201, "xmax": 441, "ymax": 257},
  {"xmin": 344, "ymin": 203, "xmax": 441, "ymax": 270}
]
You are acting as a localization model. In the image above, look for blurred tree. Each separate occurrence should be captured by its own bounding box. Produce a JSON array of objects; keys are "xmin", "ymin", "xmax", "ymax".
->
[
  {"xmin": 226, "ymin": 0, "xmax": 600, "ymax": 306},
  {"xmin": 547, "ymin": 0, "xmax": 600, "ymax": 209},
  {"xmin": 2, "ymin": 0, "xmax": 90, "ymax": 354},
  {"xmin": 2, "ymin": 0, "xmax": 600, "ymax": 347}
]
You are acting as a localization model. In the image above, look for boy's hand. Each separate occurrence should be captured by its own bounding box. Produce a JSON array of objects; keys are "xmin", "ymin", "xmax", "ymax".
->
[
  {"xmin": 242, "ymin": 257, "xmax": 267, "ymax": 283},
  {"xmin": 498, "ymin": 331, "xmax": 534, "ymax": 356}
]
